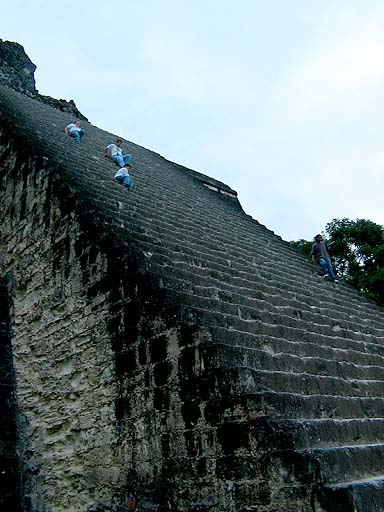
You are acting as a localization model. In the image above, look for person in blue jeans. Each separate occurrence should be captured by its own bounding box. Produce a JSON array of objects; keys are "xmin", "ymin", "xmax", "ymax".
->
[
  {"xmin": 64, "ymin": 120, "xmax": 85, "ymax": 143},
  {"xmin": 104, "ymin": 139, "xmax": 132, "ymax": 167},
  {"xmin": 114, "ymin": 164, "xmax": 134, "ymax": 190},
  {"xmin": 311, "ymin": 234, "xmax": 338, "ymax": 282}
]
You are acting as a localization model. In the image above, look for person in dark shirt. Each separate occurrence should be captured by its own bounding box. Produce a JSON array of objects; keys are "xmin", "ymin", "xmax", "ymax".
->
[{"xmin": 311, "ymin": 234, "xmax": 338, "ymax": 282}]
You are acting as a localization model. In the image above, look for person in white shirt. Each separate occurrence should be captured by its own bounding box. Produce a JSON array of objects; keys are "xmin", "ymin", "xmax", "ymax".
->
[
  {"xmin": 104, "ymin": 139, "xmax": 132, "ymax": 167},
  {"xmin": 114, "ymin": 164, "xmax": 134, "ymax": 190},
  {"xmin": 64, "ymin": 120, "xmax": 85, "ymax": 143}
]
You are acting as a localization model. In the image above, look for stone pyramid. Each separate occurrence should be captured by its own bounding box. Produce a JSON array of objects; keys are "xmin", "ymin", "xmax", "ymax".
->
[{"xmin": 0, "ymin": 46, "xmax": 384, "ymax": 511}]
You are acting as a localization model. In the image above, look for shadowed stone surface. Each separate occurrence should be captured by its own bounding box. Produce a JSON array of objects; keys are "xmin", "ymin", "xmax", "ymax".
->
[
  {"xmin": 0, "ymin": 271, "xmax": 20, "ymax": 510},
  {"xmin": 0, "ymin": 40, "xmax": 37, "ymax": 96},
  {"xmin": 0, "ymin": 44, "xmax": 384, "ymax": 512}
]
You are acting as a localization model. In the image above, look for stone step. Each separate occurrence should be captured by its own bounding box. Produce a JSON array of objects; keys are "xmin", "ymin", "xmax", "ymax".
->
[
  {"xmin": 202, "ymin": 382, "xmax": 384, "ymax": 421},
  {"xmin": 218, "ymin": 417, "xmax": 384, "ymax": 509},
  {"xmin": 218, "ymin": 366, "xmax": 384, "ymax": 399},
  {"xmin": 208, "ymin": 326, "xmax": 384, "ymax": 367},
  {"xmin": 245, "ymin": 417, "xmax": 384, "ymax": 450},
  {"xmin": 155, "ymin": 253, "xmax": 382, "ymax": 324},
  {"xmin": 276, "ymin": 443, "xmax": 384, "ymax": 485},
  {"xmin": 314, "ymin": 476, "xmax": 384, "ymax": 512},
  {"xmin": 172, "ymin": 288, "xmax": 384, "ymax": 344},
  {"xmin": 163, "ymin": 263, "xmax": 382, "ymax": 330},
  {"xmin": 201, "ymin": 342, "xmax": 384, "ymax": 382},
  {"xmin": 153, "ymin": 262, "xmax": 383, "ymax": 340},
  {"xmin": 214, "ymin": 443, "xmax": 384, "ymax": 486},
  {"xmin": 210, "ymin": 307, "xmax": 382, "ymax": 356},
  {"xmin": 181, "ymin": 303, "xmax": 384, "ymax": 358}
]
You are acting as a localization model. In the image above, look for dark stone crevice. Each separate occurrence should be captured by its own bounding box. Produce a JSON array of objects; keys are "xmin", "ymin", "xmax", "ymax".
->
[{"xmin": 0, "ymin": 272, "xmax": 21, "ymax": 511}]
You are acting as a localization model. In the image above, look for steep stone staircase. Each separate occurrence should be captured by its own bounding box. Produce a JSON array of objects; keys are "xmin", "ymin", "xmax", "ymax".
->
[{"xmin": 1, "ymin": 84, "xmax": 384, "ymax": 511}]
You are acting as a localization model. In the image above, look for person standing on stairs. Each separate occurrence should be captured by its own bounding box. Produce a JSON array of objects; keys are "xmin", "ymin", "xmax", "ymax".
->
[
  {"xmin": 104, "ymin": 139, "xmax": 132, "ymax": 167},
  {"xmin": 64, "ymin": 120, "xmax": 85, "ymax": 143},
  {"xmin": 311, "ymin": 234, "xmax": 338, "ymax": 282}
]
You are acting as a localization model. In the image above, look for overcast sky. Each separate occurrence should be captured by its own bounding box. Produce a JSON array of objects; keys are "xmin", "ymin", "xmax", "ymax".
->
[{"xmin": 2, "ymin": 0, "xmax": 384, "ymax": 241}]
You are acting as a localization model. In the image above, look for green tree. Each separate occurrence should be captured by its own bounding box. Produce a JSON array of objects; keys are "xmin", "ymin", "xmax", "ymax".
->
[
  {"xmin": 325, "ymin": 218, "xmax": 384, "ymax": 305},
  {"xmin": 291, "ymin": 218, "xmax": 384, "ymax": 306},
  {"xmin": 290, "ymin": 239, "xmax": 313, "ymax": 257}
]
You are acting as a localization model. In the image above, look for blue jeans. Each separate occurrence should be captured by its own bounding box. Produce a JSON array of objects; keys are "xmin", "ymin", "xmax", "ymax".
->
[
  {"xmin": 113, "ymin": 154, "xmax": 132, "ymax": 167},
  {"xmin": 115, "ymin": 175, "xmax": 134, "ymax": 189},
  {"xmin": 319, "ymin": 258, "xmax": 337, "ymax": 281},
  {"xmin": 69, "ymin": 129, "xmax": 85, "ymax": 143}
]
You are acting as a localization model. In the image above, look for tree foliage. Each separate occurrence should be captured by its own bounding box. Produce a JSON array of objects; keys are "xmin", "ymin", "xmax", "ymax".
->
[
  {"xmin": 291, "ymin": 218, "xmax": 384, "ymax": 306},
  {"xmin": 290, "ymin": 239, "xmax": 313, "ymax": 257}
]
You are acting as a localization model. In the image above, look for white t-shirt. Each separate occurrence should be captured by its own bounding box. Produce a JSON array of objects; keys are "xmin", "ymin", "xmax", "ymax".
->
[
  {"xmin": 106, "ymin": 143, "xmax": 123, "ymax": 158},
  {"xmin": 114, "ymin": 167, "xmax": 130, "ymax": 179},
  {"xmin": 66, "ymin": 123, "xmax": 81, "ymax": 133}
]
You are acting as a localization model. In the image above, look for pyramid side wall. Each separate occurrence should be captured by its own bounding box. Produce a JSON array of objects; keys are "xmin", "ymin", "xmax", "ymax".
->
[
  {"xmin": 0, "ymin": 124, "xmax": 253, "ymax": 511},
  {"xmin": 0, "ymin": 127, "xmax": 126, "ymax": 509}
]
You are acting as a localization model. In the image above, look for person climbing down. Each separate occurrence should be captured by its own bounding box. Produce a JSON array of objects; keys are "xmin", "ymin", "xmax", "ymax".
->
[
  {"xmin": 311, "ymin": 234, "xmax": 338, "ymax": 282},
  {"xmin": 64, "ymin": 120, "xmax": 85, "ymax": 143},
  {"xmin": 104, "ymin": 139, "xmax": 132, "ymax": 167},
  {"xmin": 114, "ymin": 164, "xmax": 134, "ymax": 190}
]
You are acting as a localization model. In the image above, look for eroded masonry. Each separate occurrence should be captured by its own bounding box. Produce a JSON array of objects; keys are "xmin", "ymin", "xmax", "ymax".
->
[{"xmin": 1, "ymin": 41, "xmax": 384, "ymax": 512}]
